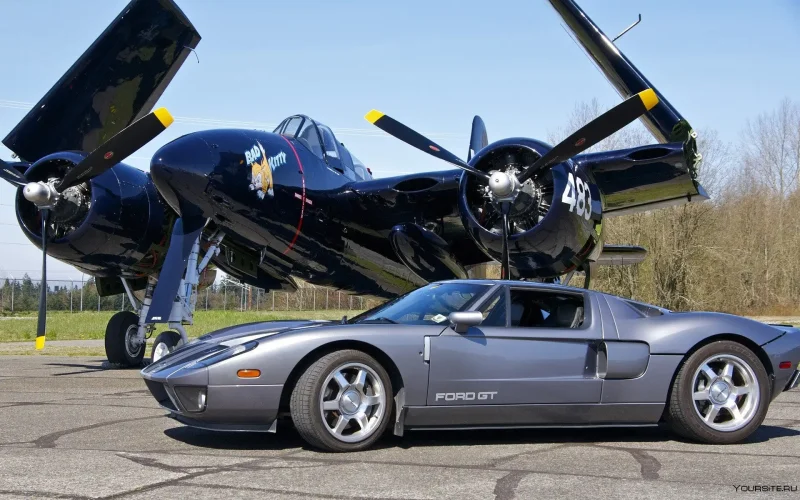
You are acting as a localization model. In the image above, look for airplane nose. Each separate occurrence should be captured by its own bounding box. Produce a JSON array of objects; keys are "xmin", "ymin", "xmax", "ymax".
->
[{"xmin": 150, "ymin": 134, "xmax": 215, "ymax": 217}]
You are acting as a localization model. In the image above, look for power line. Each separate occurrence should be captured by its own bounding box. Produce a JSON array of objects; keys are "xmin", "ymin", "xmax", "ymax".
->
[{"xmin": 0, "ymin": 99, "xmax": 466, "ymax": 140}]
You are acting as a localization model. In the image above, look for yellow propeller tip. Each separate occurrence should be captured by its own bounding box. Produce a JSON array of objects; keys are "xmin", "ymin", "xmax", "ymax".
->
[
  {"xmin": 35, "ymin": 336, "xmax": 45, "ymax": 350},
  {"xmin": 364, "ymin": 109, "xmax": 385, "ymax": 124},
  {"xmin": 638, "ymin": 89, "xmax": 659, "ymax": 111},
  {"xmin": 153, "ymin": 107, "xmax": 174, "ymax": 128}
]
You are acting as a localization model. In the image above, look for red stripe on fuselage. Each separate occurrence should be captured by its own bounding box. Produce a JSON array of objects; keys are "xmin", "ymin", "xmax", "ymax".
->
[{"xmin": 280, "ymin": 136, "xmax": 305, "ymax": 255}]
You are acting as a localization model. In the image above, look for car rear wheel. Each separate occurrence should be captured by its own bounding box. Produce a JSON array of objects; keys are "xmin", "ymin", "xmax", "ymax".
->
[
  {"xmin": 666, "ymin": 340, "xmax": 769, "ymax": 444},
  {"xmin": 290, "ymin": 349, "xmax": 393, "ymax": 452}
]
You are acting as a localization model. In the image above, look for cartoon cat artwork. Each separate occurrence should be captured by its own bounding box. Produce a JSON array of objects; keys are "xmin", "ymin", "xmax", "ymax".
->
[{"xmin": 247, "ymin": 142, "xmax": 274, "ymax": 199}]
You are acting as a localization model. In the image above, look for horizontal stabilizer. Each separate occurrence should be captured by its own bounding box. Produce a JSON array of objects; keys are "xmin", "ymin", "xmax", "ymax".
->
[{"xmin": 596, "ymin": 245, "xmax": 647, "ymax": 266}]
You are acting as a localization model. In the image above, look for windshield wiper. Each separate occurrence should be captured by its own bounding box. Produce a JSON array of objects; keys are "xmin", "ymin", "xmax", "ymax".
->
[{"xmin": 357, "ymin": 317, "xmax": 397, "ymax": 324}]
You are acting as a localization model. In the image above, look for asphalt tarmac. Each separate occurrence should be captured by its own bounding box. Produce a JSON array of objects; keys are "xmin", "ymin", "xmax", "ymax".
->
[{"xmin": 0, "ymin": 355, "xmax": 798, "ymax": 499}]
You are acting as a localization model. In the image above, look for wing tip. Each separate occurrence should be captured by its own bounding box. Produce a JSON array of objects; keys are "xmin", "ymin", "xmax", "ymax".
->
[
  {"xmin": 639, "ymin": 89, "xmax": 659, "ymax": 111},
  {"xmin": 153, "ymin": 107, "xmax": 174, "ymax": 128},
  {"xmin": 364, "ymin": 109, "xmax": 385, "ymax": 124}
]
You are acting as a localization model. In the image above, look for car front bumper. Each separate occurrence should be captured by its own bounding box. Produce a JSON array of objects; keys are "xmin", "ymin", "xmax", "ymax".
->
[
  {"xmin": 140, "ymin": 342, "xmax": 282, "ymax": 432},
  {"xmin": 142, "ymin": 377, "xmax": 283, "ymax": 431}
]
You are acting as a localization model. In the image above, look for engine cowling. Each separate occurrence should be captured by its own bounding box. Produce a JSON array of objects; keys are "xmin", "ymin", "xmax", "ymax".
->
[
  {"xmin": 16, "ymin": 152, "xmax": 171, "ymax": 277},
  {"xmin": 458, "ymin": 138, "xmax": 602, "ymax": 278}
]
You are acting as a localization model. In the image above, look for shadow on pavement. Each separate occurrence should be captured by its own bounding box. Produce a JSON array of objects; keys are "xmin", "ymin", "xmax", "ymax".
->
[{"xmin": 162, "ymin": 422, "xmax": 800, "ymax": 452}]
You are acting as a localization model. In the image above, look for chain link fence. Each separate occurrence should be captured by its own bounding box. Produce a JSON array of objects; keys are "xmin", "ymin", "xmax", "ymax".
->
[{"xmin": 0, "ymin": 276, "xmax": 382, "ymax": 313}]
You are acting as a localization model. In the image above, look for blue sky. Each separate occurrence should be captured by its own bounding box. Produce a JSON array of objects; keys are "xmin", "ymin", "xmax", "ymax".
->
[{"xmin": 1, "ymin": 0, "xmax": 798, "ymax": 281}]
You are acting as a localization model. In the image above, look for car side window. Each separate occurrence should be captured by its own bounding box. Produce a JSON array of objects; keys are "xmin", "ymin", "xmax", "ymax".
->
[{"xmin": 509, "ymin": 289, "xmax": 585, "ymax": 329}]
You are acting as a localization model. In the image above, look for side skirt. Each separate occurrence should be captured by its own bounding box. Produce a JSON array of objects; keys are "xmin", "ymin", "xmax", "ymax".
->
[{"xmin": 403, "ymin": 402, "xmax": 664, "ymax": 429}]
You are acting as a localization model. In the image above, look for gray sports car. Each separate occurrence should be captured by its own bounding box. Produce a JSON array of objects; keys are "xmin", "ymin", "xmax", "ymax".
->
[{"xmin": 141, "ymin": 280, "xmax": 800, "ymax": 452}]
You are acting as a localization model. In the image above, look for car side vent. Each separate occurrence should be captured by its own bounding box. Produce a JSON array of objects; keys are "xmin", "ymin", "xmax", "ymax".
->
[
  {"xmin": 624, "ymin": 300, "xmax": 665, "ymax": 317},
  {"xmin": 393, "ymin": 177, "xmax": 439, "ymax": 192}
]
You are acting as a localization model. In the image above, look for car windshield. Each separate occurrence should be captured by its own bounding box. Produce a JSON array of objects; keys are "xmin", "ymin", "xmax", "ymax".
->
[{"xmin": 351, "ymin": 282, "xmax": 491, "ymax": 326}]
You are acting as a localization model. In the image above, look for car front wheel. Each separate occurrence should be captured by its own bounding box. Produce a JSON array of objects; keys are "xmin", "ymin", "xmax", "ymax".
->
[
  {"xmin": 666, "ymin": 340, "xmax": 769, "ymax": 444},
  {"xmin": 290, "ymin": 349, "xmax": 393, "ymax": 452}
]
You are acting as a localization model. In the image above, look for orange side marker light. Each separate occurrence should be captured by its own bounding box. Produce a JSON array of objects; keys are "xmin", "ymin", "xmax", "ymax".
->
[{"xmin": 237, "ymin": 369, "xmax": 261, "ymax": 378}]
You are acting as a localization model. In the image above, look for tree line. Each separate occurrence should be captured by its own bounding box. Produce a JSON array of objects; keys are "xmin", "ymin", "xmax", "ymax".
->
[{"xmin": 566, "ymin": 97, "xmax": 800, "ymax": 315}]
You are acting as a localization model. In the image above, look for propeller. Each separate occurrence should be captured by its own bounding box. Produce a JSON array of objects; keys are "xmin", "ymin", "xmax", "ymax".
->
[
  {"xmin": 365, "ymin": 110, "xmax": 489, "ymax": 180},
  {"xmin": 0, "ymin": 107, "xmax": 174, "ymax": 349},
  {"xmin": 517, "ymin": 89, "xmax": 658, "ymax": 184},
  {"xmin": 365, "ymin": 89, "xmax": 659, "ymax": 279},
  {"xmin": 56, "ymin": 108, "xmax": 174, "ymax": 191},
  {"xmin": 0, "ymin": 159, "xmax": 28, "ymax": 187},
  {"xmin": 36, "ymin": 210, "xmax": 49, "ymax": 349}
]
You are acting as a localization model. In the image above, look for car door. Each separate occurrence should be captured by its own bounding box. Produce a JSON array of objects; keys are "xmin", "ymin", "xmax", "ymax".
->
[{"xmin": 426, "ymin": 285, "xmax": 603, "ymax": 407}]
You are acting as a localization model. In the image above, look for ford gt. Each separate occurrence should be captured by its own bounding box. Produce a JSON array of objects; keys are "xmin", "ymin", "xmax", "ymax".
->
[{"xmin": 141, "ymin": 280, "xmax": 800, "ymax": 451}]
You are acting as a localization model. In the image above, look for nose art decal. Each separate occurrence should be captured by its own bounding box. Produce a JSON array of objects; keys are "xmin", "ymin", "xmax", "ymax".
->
[{"xmin": 246, "ymin": 141, "xmax": 286, "ymax": 199}]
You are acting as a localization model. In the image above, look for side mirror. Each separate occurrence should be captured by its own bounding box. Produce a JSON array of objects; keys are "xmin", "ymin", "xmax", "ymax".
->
[{"xmin": 448, "ymin": 311, "xmax": 483, "ymax": 334}]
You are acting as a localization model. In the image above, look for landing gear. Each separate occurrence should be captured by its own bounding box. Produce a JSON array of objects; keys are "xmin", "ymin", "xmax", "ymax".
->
[
  {"xmin": 101, "ymin": 227, "xmax": 224, "ymax": 368},
  {"xmin": 560, "ymin": 261, "xmax": 595, "ymax": 289},
  {"xmin": 104, "ymin": 311, "xmax": 145, "ymax": 367},
  {"xmin": 151, "ymin": 331, "xmax": 182, "ymax": 363}
]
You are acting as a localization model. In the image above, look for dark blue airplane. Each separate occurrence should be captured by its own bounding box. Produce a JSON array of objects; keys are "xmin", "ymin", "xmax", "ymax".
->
[{"xmin": 0, "ymin": 0, "xmax": 706, "ymax": 366}]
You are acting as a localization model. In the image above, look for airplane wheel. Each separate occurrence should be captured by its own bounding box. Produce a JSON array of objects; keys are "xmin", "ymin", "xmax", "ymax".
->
[
  {"xmin": 104, "ymin": 311, "xmax": 145, "ymax": 367},
  {"xmin": 290, "ymin": 349, "xmax": 393, "ymax": 452},
  {"xmin": 666, "ymin": 340, "xmax": 769, "ymax": 444},
  {"xmin": 151, "ymin": 330, "xmax": 183, "ymax": 363}
]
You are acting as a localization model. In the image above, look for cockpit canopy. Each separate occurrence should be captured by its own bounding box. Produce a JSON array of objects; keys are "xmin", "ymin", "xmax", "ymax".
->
[{"xmin": 274, "ymin": 115, "xmax": 372, "ymax": 181}]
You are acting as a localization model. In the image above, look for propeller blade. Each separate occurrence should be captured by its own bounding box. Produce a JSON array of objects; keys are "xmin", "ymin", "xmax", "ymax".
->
[
  {"xmin": 500, "ymin": 201, "xmax": 511, "ymax": 280},
  {"xmin": 365, "ymin": 110, "xmax": 490, "ymax": 180},
  {"xmin": 517, "ymin": 89, "xmax": 659, "ymax": 184},
  {"xmin": 57, "ymin": 108, "xmax": 174, "ymax": 191},
  {"xmin": 0, "ymin": 159, "xmax": 27, "ymax": 187},
  {"xmin": 468, "ymin": 115, "xmax": 488, "ymax": 162},
  {"xmin": 35, "ymin": 209, "xmax": 49, "ymax": 350}
]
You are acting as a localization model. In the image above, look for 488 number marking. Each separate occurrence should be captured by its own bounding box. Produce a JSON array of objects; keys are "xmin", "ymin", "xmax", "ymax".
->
[{"xmin": 561, "ymin": 172, "xmax": 593, "ymax": 220}]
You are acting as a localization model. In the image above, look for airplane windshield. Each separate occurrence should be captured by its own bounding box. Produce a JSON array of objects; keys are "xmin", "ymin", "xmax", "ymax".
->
[{"xmin": 350, "ymin": 282, "xmax": 491, "ymax": 325}]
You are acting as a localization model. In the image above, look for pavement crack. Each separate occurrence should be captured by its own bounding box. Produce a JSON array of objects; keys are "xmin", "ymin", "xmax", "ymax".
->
[
  {"xmin": 489, "ymin": 444, "xmax": 569, "ymax": 468},
  {"xmin": 115, "ymin": 453, "xmax": 197, "ymax": 474},
  {"xmin": 0, "ymin": 488, "xmax": 92, "ymax": 500},
  {"xmin": 184, "ymin": 482, "xmax": 419, "ymax": 499},
  {"xmin": 98, "ymin": 457, "xmax": 266, "ymax": 500},
  {"xmin": 33, "ymin": 415, "xmax": 162, "ymax": 449},
  {"xmin": 493, "ymin": 470, "xmax": 527, "ymax": 500}
]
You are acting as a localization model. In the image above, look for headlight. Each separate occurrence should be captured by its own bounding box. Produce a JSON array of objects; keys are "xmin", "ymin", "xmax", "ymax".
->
[{"xmin": 194, "ymin": 340, "xmax": 259, "ymax": 368}]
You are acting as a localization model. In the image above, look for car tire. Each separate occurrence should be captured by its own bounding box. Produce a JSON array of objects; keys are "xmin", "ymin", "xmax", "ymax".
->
[
  {"xmin": 666, "ymin": 340, "xmax": 770, "ymax": 444},
  {"xmin": 290, "ymin": 349, "xmax": 393, "ymax": 452},
  {"xmin": 104, "ymin": 311, "xmax": 145, "ymax": 367},
  {"xmin": 151, "ymin": 330, "xmax": 183, "ymax": 363}
]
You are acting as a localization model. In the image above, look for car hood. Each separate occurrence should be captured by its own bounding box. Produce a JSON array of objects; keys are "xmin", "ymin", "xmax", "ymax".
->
[
  {"xmin": 143, "ymin": 319, "xmax": 336, "ymax": 375},
  {"xmin": 195, "ymin": 319, "xmax": 333, "ymax": 345}
]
